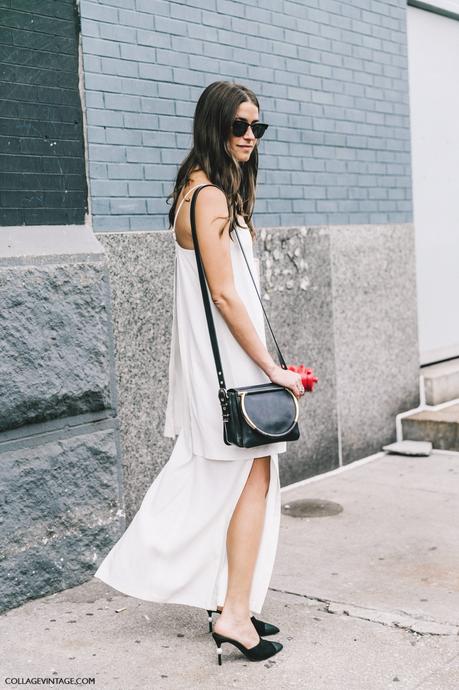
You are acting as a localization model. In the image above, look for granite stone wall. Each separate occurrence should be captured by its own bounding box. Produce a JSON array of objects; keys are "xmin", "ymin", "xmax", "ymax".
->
[
  {"xmin": 0, "ymin": 226, "xmax": 124, "ymax": 613},
  {"xmin": 97, "ymin": 220, "xmax": 419, "ymax": 499}
]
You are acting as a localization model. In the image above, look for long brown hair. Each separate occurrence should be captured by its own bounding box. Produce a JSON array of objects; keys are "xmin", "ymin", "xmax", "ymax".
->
[{"xmin": 167, "ymin": 81, "xmax": 263, "ymax": 243}]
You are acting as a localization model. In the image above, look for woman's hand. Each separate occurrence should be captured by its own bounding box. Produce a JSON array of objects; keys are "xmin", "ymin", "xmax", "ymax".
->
[{"xmin": 267, "ymin": 364, "xmax": 305, "ymax": 400}]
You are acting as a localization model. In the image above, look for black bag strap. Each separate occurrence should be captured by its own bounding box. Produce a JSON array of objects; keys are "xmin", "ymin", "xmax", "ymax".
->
[
  {"xmin": 231, "ymin": 213, "xmax": 288, "ymax": 371},
  {"xmin": 189, "ymin": 183, "xmax": 288, "ymax": 407}
]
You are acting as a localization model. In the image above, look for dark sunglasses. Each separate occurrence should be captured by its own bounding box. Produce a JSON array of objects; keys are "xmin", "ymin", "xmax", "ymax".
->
[{"xmin": 232, "ymin": 119, "xmax": 269, "ymax": 139}]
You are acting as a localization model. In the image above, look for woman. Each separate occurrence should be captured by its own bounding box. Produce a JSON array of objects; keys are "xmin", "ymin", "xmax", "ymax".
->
[{"xmin": 94, "ymin": 81, "xmax": 305, "ymax": 665}]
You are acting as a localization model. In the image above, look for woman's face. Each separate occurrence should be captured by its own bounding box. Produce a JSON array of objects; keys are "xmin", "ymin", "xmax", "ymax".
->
[{"xmin": 227, "ymin": 101, "xmax": 259, "ymax": 163}]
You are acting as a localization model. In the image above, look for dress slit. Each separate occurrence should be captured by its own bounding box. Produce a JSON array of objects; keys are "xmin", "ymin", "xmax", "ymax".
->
[
  {"xmin": 213, "ymin": 455, "xmax": 281, "ymax": 614},
  {"xmin": 210, "ymin": 456, "xmax": 255, "ymax": 610},
  {"xmin": 93, "ymin": 189, "xmax": 286, "ymax": 615}
]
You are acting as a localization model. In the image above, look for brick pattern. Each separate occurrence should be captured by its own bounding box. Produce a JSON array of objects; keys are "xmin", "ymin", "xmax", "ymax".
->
[
  {"xmin": 0, "ymin": 0, "xmax": 88, "ymax": 226},
  {"xmin": 79, "ymin": 0, "xmax": 412, "ymax": 231}
]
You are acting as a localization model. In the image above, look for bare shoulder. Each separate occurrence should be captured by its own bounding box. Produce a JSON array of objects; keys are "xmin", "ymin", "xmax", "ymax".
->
[
  {"xmin": 194, "ymin": 184, "xmax": 228, "ymax": 219},
  {"xmin": 194, "ymin": 182, "xmax": 225, "ymax": 201}
]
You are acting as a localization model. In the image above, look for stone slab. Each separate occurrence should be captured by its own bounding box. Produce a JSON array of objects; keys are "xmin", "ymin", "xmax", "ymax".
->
[
  {"xmin": 257, "ymin": 226, "xmax": 339, "ymax": 486},
  {"xmin": 0, "ymin": 262, "xmax": 113, "ymax": 432},
  {"xmin": 0, "ymin": 225, "xmax": 114, "ymax": 432},
  {"xmin": 328, "ymin": 223, "xmax": 420, "ymax": 464},
  {"xmin": 95, "ymin": 230, "xmax": 181, "ymax": 522},
  {"xmin": 402, "ymin": 403, "xmax": 459, "ymax": 450},
  {"xmin": 0, "ymin": 224, "xmax": 105, "ymax": 265},
  {"xmin": 0, "ymin": 428, "xmax": 123, "ymax": 613},
  {"xmin": 382, "ymin": 439, "xmax": 432, "ymax": 455},
  {"xmin": 421, "ymin": 357, "xmax": 459, "ymax": 405}
]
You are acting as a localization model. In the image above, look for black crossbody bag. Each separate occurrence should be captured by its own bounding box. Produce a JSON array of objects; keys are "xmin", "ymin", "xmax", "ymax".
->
[{"xmin": 189, "ymin": 184, "xmax": 300, "ymax": 448}]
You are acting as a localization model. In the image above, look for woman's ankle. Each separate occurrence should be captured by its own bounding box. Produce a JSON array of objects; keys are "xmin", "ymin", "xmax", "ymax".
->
[{"xmin": 220, "ymin": 600, "xmax": 251, "ymax": 620}]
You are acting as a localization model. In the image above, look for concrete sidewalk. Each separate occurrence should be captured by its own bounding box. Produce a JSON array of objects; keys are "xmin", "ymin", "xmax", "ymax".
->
[{"xmin": 1, "ymin": 449, "xmax": 458, "ymax": 690}]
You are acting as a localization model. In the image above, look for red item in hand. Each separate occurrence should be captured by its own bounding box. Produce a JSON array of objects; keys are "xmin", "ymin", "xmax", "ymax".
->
[{"xmin": 287, "ymin": 364, "xmax": 318, "ymax": 392}]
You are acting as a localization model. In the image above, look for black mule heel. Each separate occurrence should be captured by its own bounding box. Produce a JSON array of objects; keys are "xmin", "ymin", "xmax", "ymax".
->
[
  {"xmin": 206, "ymin": 608, "xmax": 280, "ymax": 636},
  {"xmin": 211, "ymin": 631, "xmax": 283, "ymax": 665}
]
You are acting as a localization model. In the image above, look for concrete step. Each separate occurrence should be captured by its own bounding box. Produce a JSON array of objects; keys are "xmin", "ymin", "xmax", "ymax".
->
[
  {"xmin": 421, "ymin": 357, "xmax": 459, "ymax": 405},
  {"xmin": 402, "ymin": 402, "xmax": 459, "ymax": 451}
]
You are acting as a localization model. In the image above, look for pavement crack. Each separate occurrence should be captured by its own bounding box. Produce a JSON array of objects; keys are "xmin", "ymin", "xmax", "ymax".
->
[{"xmin": 269, "ymin": 586, "xmax": 459, "ymax": 637}]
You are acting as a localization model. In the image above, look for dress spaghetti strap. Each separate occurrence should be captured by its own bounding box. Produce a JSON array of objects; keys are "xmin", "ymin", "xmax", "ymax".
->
[{"xmin": 172, "ymin": 183, "xmax": 210, "ymax": 234}]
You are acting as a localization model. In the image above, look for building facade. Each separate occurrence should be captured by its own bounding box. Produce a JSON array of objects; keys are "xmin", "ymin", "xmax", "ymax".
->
[{"xmin": 0, "ymin": 0, "xmax": 434, "ymax": 611}]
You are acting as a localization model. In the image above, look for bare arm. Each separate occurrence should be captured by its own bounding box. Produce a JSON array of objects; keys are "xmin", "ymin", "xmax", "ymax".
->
[
  {"xmin": 194, "ymin": 186, "xmax": 277, "ymax": 377},
  {"xmin": 194, "ymin": 186, "xmax": 304, "ymax": 398}
]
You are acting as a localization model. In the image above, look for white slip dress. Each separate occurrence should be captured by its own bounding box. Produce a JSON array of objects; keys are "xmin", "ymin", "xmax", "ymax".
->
[{"xmin": 94, "ymin": 184, "xmax": 287, "ymax": 615}]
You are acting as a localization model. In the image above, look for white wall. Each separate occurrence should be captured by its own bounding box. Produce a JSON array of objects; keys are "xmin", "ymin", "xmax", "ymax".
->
[{"xmin": 407, "ymin": 5, "xmax": 459, "ymax": 364}]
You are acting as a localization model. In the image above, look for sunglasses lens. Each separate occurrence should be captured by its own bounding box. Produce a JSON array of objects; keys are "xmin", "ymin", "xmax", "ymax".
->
[
  {"xmin": 252, "ymin": 123, "xmax": 268, "ymax": 139},
  {"xmin": 232, "ymin": 120, "xmax": 248, "ymax": 137},
  {"xmin": 232, "ymin": 120, "xmax": 269, "ymax": 139}
]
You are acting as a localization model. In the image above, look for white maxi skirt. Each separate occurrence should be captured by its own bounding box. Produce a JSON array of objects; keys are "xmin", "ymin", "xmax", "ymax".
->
[{"xmin": 94, "ymin": 429, "xmax": 281, "ymax": 614}]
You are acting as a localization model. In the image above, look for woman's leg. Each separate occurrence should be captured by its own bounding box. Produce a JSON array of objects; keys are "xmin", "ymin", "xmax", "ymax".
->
[{"xmin": 213, "ymin": 455, "xmax": 271, "ymax": 647}]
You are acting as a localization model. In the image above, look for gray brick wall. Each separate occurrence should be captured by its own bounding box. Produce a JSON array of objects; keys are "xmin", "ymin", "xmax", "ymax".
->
[
  {"xmin": 0, "ymin": 0, "xmax": 88, "ymax": 226},
  {"xmin": 79, "ymin": 0, "xmax": 412, "ymax": 232}
]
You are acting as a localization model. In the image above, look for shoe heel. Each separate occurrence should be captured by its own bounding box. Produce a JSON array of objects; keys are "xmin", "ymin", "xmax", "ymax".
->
[
  {"xmin": 212, "ymin": 632, "xmax": 223, "ymax": 666},
  {"xmin": 211, "ymin": 631, "xmax": 282, "ymax": 663},
  {"xmin": 206, "ymin": 609, "xmax": 213, "ymax": 633}
]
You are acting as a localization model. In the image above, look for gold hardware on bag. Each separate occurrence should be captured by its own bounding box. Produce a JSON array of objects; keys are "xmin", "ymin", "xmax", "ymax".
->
[{"xmin": 239, "ymin": 388, "xmax": 299, "ymax": 434}]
